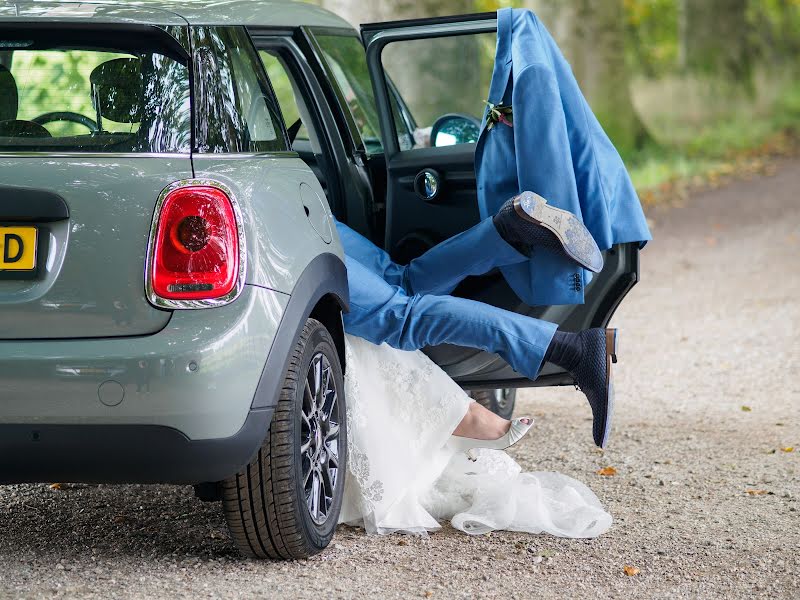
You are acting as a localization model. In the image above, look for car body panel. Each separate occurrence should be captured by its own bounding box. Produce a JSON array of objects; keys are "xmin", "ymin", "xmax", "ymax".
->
[
  {"xmin": 0, "ymin": 284, "xmax": 287, "ymax": 440},
  {"xmin": 0, "ymin": 1, "xmax": 350, "ymax": 29},
  {"xmin": 191, "ymin": 155, "xmax": 343, "ymax": 294},
  {"xmin": 0, "ymin": 2, "xmax": 187, "ymax": 25},
  {"xmin": 0, "ymin": 157, "xmax": 192, "ymax": 339}
]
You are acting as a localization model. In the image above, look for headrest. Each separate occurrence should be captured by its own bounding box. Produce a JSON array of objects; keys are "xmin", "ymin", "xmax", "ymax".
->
[
  {"xmin": 0, "ymin": 65, "xmax": 18, "ymax": 122},
  {"xmin": 90, "ymin": 58, "xmax": 143, "ymax": 124}
]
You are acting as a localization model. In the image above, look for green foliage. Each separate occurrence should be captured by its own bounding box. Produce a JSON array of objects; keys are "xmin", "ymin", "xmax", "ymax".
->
[
  {"xmin": 624, "ymin": 0, "xmax": 679, "ymax": 78},
  {"xmin": 629, "ymin": 78, "xmax": 800, "ymax": 189}
]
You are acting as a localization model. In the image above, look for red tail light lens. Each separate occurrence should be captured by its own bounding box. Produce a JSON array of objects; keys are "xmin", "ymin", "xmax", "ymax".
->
[{"xmin": 150, "ymin": 185, "xmax": 240, "ymax": 302}]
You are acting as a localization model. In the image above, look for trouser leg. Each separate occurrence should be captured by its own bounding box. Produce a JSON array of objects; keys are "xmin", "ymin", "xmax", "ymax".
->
[
  {"xmin": 403, "ymin": 217, "xmax": 528, "ymax": 296},
  {"xmin": 344, "ymin": 258, "xmax": 557, "ymax": 381},
  {"xmin": 336, "ymin": 218, "xmax": 527, "ymax": 296}
]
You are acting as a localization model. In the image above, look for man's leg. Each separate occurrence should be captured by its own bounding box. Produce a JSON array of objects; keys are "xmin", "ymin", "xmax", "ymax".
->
[
  {"xmin": 344, "ymin": 257, "xmax": 556, "ymax": 381},
  {"xmin": 403, "ymin": 218, "xmax": 527, "ymax": 296},
  {"xmin": 336, "ymin": 218, "xmax": 527, "ymax": 297}
]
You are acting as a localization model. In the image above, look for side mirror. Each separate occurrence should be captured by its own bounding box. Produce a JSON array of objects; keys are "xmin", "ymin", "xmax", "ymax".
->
[{"xmin": 430, "ymin": 113, "xmax": 481, "ymax": 147}]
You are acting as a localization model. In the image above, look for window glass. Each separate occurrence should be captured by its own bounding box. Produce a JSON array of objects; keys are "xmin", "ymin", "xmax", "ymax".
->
[
  {"xmin": 192, "ymin": 26, "xmax": 287, "ymax": 153},
  {"xmin": 258, "ymin": 50, "xmax": 309, "ymax": 143},
  {"xmin": 0, "ymin": 29, "xmax": 191, "ymax": 153},
  {"xmin": 381, "ymin": 33, "xmax": 496, "ymax": 150},
  {"xmin": 311, "ymin": 32, "xmax": 413, "ymax": 155}
]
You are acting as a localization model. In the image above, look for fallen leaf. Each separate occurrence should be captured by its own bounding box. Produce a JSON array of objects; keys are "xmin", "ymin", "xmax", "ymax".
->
[
  {"xmin": 597, "ymin": 466, "xmax": 617, "ymax": 476},
  {"xmin": 49, "ymin": 483, "xmax": 63, "ymax": 490},
  {"xmin": 741, "ymin": 406, "xmax": 752, "ymax": 412},
  {"xmin": 745, "ymin": 489, "xmax": 768, "ymax": 496},
  {"xmin": 623, "ymin": 565, "xmax": 640, "ymax": 576},
  {"xmin": 780, "ymin": 447, "xmax": 794, "ymax": 453}
]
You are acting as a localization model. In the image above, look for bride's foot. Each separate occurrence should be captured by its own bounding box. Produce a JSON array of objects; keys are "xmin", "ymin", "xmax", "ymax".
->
[
  {"xmin": 450, "ymin": 401, "xmax": 533, "ymax": 456},
  {"xmin": 452, "ymin": 401, "xmax": 517, "ymax": 440}
]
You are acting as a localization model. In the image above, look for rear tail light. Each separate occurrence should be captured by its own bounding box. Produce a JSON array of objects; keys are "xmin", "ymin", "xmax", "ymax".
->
[{"xmin": 147, "ymin": 181, "xmax": 244, "ymax": 308}]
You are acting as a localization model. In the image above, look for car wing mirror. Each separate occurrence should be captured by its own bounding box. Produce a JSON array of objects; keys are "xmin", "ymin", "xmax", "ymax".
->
[{"xmin": 430, "ymin": 113, "xmax": 481, "ymax": 147}]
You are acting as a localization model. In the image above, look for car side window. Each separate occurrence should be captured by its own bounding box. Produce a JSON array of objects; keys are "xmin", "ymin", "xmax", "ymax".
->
[
  {"xmin": 258, "ymin": 50, "xmax": 311, "ymax": 145},
  {"xmin": 192, "ymin": 26, "xmax": 288, "ymax": 154},
  {"xmin": 379, "ymin": 33, "xmax": 497, "ymax": 150},
  {"xmin": 310, "ymin": 31, "xmax": 413, "ymax": 156}
]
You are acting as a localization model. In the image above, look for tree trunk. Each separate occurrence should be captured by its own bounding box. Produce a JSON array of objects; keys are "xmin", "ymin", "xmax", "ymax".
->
[
  {"xmin": 679, "ymin": 0, "xmax": 752, "ymax": 85},
  {"xmin": 528, "ymin": 0, "xmax": 651, "ymax": 155}
]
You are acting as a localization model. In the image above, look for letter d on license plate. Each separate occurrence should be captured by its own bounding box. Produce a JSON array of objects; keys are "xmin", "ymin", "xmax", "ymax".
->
[{"xmin": 0, "ymin": 226, "xmax": 37, "ymax": 271}]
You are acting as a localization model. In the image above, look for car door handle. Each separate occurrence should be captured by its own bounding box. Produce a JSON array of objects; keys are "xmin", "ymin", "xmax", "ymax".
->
[{"xmin": 413, "ymin": 169, "xmax": 441, "ymax": 202}]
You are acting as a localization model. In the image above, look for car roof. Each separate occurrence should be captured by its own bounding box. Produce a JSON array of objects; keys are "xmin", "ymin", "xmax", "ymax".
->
[{"xmin": 0, "ymin": 1, "xmax": 355, "ymax": 29}]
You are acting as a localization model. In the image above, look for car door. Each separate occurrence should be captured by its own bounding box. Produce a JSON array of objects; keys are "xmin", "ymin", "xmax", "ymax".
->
[{"xmin": 357, "ymin": 13, "xmax": 641, "ymax": 389}]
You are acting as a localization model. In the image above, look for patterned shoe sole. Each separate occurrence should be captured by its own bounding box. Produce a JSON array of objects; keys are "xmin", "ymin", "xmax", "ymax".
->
[{"xmin": 513, "ymin": 191, "xmax": 604, "ymax": 273}]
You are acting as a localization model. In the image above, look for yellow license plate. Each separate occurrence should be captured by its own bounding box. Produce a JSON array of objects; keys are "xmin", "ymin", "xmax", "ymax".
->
[{"xmin": 0, "ymin": 226, "xmax": 37, "ymax": 271}]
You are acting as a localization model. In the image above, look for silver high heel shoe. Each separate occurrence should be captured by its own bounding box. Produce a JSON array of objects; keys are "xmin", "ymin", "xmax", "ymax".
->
[{"xmin": 449, "ymin": 417, "xmax": 534, "ymax": 460}]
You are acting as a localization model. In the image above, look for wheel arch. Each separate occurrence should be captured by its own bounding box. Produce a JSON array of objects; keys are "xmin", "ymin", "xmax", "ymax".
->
[
  {"xmin": 250, "ymin": 252, "xmax": 349, "ymax": 411},
  {"xmin": 310, "ymin": 293, "xmax": 346, "ymax": 375}
]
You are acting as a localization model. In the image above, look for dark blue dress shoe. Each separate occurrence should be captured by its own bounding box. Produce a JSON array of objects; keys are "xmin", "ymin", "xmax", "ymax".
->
[
  {"xmin": 494, "ymin": 191, "xmax": 604, "ymax": 273},
  {"xmin": 571, "ymin": 328, "xmax": 618, "ymax": 448}
]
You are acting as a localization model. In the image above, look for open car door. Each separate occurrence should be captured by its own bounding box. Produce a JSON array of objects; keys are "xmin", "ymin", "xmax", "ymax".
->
[{"xmin": 361, "ymin": 13, "xmax": 640, "ymax": 389}]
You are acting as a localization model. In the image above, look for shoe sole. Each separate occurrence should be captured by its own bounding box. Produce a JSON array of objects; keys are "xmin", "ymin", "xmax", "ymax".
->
[
  {"xmin": 600, "ymin": 329, "xmax": 619, "ymax": 449},
  {"xmin": 513, "ymin": 192, "xmax": 604, "ymax": 273}
]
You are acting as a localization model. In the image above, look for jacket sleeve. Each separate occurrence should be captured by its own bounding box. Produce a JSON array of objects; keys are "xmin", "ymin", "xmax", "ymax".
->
[{"xmin": 509, "ymin": 62, "xmax": 586, "ymax": 306}]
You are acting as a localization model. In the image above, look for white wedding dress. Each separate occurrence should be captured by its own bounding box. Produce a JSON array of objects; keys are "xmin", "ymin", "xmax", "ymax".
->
[{"xmin": 338, "ymin": 335, "xmax": 612, "ymax": 538}]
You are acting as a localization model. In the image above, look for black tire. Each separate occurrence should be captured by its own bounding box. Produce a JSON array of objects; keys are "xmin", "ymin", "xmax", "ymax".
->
[
  {"xmin": 222, "ymin": 318, "xmax": 347, "ymax": 560},
  {"xmin": 470, "ymin": 388, "xmax": 517, "ymax": 420}
]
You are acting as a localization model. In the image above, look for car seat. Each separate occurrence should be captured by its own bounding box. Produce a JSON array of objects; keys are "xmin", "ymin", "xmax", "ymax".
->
[
  {"xmin": 89, "ymin": 57, "xmax": 144, "ymax": 130},
  {"xmin": 0, "ymin": 64, "xmax": 52, "ymax": 138}
]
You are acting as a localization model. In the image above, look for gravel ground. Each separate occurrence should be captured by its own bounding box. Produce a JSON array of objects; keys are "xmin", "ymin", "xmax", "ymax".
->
[{"xmin": 1, "ymin": 161, "xmax": 799, "ymax": 599}]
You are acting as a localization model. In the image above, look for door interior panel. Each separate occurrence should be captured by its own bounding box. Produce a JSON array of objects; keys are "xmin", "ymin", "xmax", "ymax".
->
[{"xmin": 384, "ymin": 144, "xmax": 481, "ymax": 262}]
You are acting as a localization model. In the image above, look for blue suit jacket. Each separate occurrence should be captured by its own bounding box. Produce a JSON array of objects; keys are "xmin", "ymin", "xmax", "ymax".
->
[{"xmin": 475, "ymin": 8, "xmax": 652, "ymax": 306}]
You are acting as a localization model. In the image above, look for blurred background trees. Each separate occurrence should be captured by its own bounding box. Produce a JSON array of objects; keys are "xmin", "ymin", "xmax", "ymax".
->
[{"xmin": 313, "ymin": 0, "xmax": 800, "ymax": 190}]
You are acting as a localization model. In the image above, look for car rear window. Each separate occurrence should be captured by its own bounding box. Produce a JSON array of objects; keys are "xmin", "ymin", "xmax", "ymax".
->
[{"xmin": 0, "ymin": 25, "xmax": 191, "ymax": 153}]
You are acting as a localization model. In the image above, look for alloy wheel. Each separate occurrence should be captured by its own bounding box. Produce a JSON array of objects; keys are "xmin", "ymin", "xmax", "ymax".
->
[{"xmin": 300, "ymin": 351, "xmax": 341, "ymax": 525}]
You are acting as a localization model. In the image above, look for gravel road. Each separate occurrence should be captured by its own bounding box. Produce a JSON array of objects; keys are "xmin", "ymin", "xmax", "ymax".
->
[{"xmin": 1, "ymin": 161, "xmax": 798, "ymax": 599}]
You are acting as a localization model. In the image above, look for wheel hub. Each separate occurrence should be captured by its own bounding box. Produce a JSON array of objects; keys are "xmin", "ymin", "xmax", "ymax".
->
[{"xmin": 300, "ymin": 351, "xmax": 340, "ymax": 525}]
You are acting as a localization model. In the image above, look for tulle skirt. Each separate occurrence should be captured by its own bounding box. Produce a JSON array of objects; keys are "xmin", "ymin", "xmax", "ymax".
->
[{"xmin": 338, "ymin": 335, "xmax": 612, "ymax": 538}]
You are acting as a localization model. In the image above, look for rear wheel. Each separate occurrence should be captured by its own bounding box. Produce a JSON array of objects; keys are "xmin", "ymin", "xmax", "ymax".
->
[
  {"xmin": 222, "ymin": 318, "xmax": 346, "ymax": 559},
  {"xmin": 470, "ymin": 388, "xmax": 517, "ymax": 420}
]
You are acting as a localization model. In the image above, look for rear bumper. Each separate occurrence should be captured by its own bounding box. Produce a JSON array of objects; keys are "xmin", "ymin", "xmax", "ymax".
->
[{"xmin": 0, "ymin": 409, "xmax": 272, "ymax": 484}]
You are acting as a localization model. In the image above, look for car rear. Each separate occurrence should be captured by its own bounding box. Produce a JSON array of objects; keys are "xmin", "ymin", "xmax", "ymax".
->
[{"xmin": 0, "ymin": 7, "xmax": 285, "ymax": 484}]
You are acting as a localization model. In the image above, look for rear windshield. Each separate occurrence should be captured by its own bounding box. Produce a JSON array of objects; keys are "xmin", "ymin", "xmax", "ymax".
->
[{"xmin": 0, "ymin": 26, "xmax": 191, "ymax": 153}]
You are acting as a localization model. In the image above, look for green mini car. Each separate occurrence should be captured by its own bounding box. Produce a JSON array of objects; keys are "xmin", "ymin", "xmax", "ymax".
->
[{"xmin": 0, "ymin": 1, "xmax": 641, "ymax": 559}]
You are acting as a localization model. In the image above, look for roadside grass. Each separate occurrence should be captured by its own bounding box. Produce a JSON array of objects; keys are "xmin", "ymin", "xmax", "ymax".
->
[{"xmin": 627, "ymin": 72, "xmax": 800, "ymax": 204}]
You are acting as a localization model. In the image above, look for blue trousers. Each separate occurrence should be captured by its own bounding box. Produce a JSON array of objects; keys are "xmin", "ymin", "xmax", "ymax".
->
[{"xmin": 337, "ymin": 218, "xmax": 558, "ymax": 381}]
